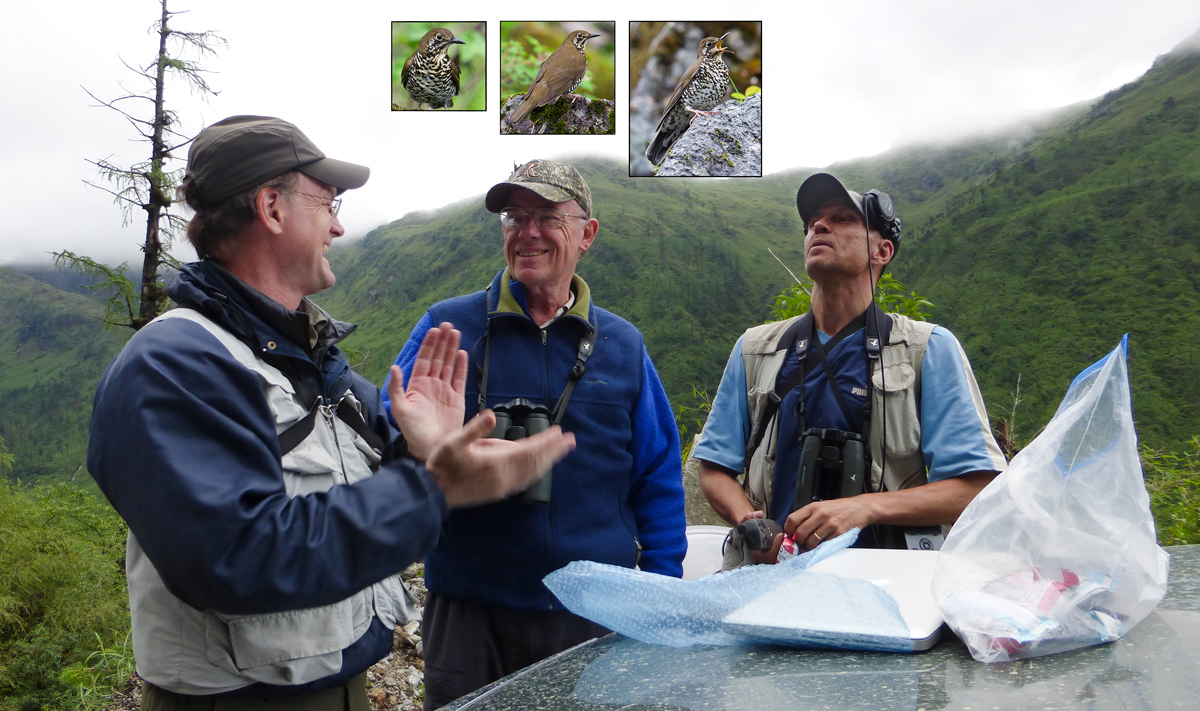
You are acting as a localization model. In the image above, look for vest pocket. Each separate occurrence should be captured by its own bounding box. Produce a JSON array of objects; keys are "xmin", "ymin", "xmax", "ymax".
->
[
  {"xmin": 204, "ymin": 591, "xmax": 371, "ymax": 684},
  {"xmin": 872, "ymin": 361, "xmax": 920, "ymax": 457}
]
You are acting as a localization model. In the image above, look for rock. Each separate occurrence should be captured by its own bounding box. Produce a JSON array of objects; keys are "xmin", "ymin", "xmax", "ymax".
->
[
  {"xmin": 501, "ymin": 95, "xmax": 616, "ymax": 135},
  {"xmin": 655, "ymin": 92, "xmax": 761, "ymax": 176}
]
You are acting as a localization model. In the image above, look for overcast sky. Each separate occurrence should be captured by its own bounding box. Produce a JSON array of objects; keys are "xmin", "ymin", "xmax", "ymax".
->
[{"xmin": 3, "ymin": 0, "xmax": 1198, "ymax": 267}]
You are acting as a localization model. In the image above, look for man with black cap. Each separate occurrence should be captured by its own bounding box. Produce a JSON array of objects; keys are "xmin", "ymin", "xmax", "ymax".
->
[
  {"xmin": 87, "ymin": 116, "xmax": 575, "ymax": 709},
  {"xmin": 695, "ymin": 173, "xmax": 1006, "ymax": 569},
  {"xmin": 382, "ymin": 159, "xmax": 687, "ymax": 709}
]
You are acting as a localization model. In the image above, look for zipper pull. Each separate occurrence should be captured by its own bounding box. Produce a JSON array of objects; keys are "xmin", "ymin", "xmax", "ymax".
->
[{"xmin": 541, "ymin": 329, "xmax": 547, "ymax": 346}]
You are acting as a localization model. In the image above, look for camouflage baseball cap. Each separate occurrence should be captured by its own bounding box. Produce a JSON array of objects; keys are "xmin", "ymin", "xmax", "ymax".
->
[{"xmin": 485, "ymin": 159, "xmax": 593, "ymax": 218}]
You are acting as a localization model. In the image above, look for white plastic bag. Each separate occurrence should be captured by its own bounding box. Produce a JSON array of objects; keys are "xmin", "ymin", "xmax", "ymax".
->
[{"xmin": 933, "ymin": 335, "xmax": 1169, "ymax": 662}]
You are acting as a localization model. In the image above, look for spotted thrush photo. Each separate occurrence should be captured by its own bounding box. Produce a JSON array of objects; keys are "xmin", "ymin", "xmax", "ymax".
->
[
  {"xmin": 401, "ymin": 27, "xmax": 466, "ymax": 110},
  {"xmin": 645, "ymin": 33, "xmax": 734, "ymax": 165}
]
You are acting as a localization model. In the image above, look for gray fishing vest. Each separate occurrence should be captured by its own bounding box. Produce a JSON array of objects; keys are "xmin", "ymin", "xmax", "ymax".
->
[
  {"xmin": 720, "ymin": 312, "xmax": 935, "ymax": 570},
  {"xmin": 125, "ymin": 308, "xmax": 416, "ymax": 695}
]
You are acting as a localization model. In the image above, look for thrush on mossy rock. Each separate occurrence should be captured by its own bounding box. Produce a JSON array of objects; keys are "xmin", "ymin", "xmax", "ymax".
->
[
  {"xmin": 401, "ymin": 28, "xmax": 466, "ymax": 109},
  {"xmin": 645, "ymin": 33, "xmax": 734, "ymax": 165},
  {"xmin": 507, "ymin": 30, "xmax": 601, "ymax": 127}
]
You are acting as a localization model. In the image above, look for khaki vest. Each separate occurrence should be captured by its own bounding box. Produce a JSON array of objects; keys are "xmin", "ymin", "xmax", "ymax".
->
[
  {"xmin": 126, "ymin": 309, "xmax": 416, "ymax": 695},
  {"xmin": 721, "ymin": 312, "xmax": 935, "ymax": 570}
]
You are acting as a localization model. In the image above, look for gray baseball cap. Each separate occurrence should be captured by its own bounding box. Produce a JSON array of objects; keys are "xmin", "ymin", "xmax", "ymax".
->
[
  {"xmin": 184, "ymin": 115, "xmax": 369, "ymax": 207},
  {"xmin": 485, "ymin": 159, "xmax": 593, "ymax": 218}
]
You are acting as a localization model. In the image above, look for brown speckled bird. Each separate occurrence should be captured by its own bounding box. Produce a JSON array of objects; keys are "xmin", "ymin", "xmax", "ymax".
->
[
  {"xmin": 507, "ymin": 30, "xmax": 601, "ymax": 126},
  {"xmin": 645, "ymin": 33, "xmax": 734, "ymax": 165},
  {"xmin": 401, "ymin": 28, "xmax": 466, "ymax": 109}
]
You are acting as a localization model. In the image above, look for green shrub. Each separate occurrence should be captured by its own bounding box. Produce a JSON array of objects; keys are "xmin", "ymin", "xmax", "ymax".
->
[
  {"xmin": 1144, "ymin": 436, "xmax": 1200, "ymax": 545},
  {"xmin": 0, "ymin": 482, "xmax": 131, "ymax": 710}
]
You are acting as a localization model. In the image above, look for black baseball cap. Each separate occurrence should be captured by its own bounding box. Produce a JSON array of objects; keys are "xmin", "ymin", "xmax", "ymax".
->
[
  {"xmin": 795, "ymin": 173, "xmax": 869, "ymax": 230},
  {"xmin": 184, "ymin": 115, "xmax": 369, "ymax": 207}
]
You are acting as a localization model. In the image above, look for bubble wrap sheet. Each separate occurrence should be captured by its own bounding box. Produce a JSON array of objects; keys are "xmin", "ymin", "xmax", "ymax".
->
[{"xmin": 544, "ymin": 529, "xmax": 912, "ymax": 651}]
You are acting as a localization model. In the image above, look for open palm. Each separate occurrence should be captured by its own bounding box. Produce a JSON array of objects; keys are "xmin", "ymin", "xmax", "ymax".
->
[{"xmin": 388, "ymin": 323, "xmax": 468, "ymax": 460}]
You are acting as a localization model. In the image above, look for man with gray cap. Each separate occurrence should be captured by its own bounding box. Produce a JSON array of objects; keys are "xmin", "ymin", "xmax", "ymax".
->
[
  {"xmin": 382, "ymin": 159, "xmax": 687, "ymax": 709},
  {"xmin": 695, "ymin": 173, "xmax": 1005, "ymax": 569},
  {"xmin": 87, "ymin": 117, "xmax": 574, "ymax": 709}
]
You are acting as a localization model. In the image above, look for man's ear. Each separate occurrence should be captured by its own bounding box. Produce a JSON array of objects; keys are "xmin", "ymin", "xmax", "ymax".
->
[
  {"xmin": 873, "ymin": 233, "xmax": 895, "ymax": 266},
  {"xmin": 254, "ymin": 187, "xmax": 287, "ymax": 235},
  {"xmin": 580, "ymin": 218, "xmax": 598, "ymax": 252}
]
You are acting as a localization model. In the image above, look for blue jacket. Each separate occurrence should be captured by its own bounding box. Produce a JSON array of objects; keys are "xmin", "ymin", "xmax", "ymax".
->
[
  {"xmin": 383, "ymin": 269, "xmax": 687, "ymax": 610},
  {"xmin": 87, "ymin": 261, "xmax": 448, "ymax": 693}
]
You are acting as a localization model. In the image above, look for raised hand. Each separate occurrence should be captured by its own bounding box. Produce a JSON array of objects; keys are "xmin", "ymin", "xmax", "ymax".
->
[
  {"xmin": 425, "ymin": 410, "xmax": 576, "ymax": 507},
  {"xmin": 387, "ymin": 322, "xmax": 468, "ymax": 460}
]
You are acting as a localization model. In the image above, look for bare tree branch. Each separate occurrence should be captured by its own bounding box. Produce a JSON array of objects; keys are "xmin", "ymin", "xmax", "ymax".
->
[{"xmin": 70, "ymin": 0, "xmax": 224, "ymax": 331}]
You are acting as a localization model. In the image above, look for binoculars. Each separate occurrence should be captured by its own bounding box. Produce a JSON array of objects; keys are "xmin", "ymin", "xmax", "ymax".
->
[
  {"xmin": 795, "ymin": 427, "xmax": 866, "ymax": 509},
  {"xmin": 737, "ymin": 428, "xmax": 868, "ymax": 552},
  {"xmin": 490, "ymin": 398, "xmax": 554, "ymax": 503}
]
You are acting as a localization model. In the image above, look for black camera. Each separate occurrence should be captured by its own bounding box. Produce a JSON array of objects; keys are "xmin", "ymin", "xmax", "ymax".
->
[
  {"xmin": 490, "ymin": 398, "xmax": 554, "ymax": 503},
  {"xmin": 794, "ymin": 428, "xmax": 867, "ymax": 510},
  {"xmin": 736, "ymin": 518, "xmax": 783, "ymax": 551}
]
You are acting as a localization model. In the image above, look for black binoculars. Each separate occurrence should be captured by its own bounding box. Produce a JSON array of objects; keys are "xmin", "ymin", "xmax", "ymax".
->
[
  {"xmin": 795, "ymin": 427, "xmax": 867, "ymax": 509},
  {"xmin": 736, "ymin": 428, "xmax": 867, "ymax": 552},
  {"xmin": 490, "ymin": 398, "xmax": 554, "ymax": 503}
]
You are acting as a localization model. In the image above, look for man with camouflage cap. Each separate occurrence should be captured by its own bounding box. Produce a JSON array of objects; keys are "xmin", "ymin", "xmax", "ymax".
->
[{"xmin": 383, "ymin": 159, "xmax": 687, "ymax": 709}]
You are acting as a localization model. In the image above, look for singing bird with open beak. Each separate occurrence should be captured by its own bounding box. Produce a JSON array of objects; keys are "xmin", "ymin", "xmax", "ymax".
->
[
  {"xmin": 507, "ymin": 30, "xmax": 602, "ymax": 127},
  {"xmin": 401, "ymin": 27, "xmax": 467, "ymax": 109},
  {"xmin": 645, "ymin": 33, "xmax": 734, "ymax": 165}
]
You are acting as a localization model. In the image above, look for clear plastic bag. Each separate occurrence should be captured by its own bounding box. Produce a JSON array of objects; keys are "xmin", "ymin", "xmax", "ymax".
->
[{"xmin": 933, "ymin": 335, "xmax": 1169, "ymax": 662}]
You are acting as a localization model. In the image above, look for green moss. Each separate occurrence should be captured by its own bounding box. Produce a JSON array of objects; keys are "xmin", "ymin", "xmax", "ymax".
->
[{"xmin": 528, "ymin": 97, "xmax": 572, "ymax": 133}]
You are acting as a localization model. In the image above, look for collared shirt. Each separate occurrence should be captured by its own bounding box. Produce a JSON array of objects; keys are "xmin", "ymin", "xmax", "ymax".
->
[{"xmin": 208, "ymin": 261, "xmax": 333, "ymax": 352}]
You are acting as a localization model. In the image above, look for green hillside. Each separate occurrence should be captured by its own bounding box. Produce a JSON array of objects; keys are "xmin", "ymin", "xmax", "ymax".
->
[
  {"xmin": 322, "ymin": 32, "xmax": 1200, "ymax": 452},
  {"xmin": 5, "ymin": 30, "xmax": 1199, "ymax": 486},
  {"xmin": 0, "ymin": 269, "xmax": 126, "ymax": 484},
  {"xmin": 878, "ymin": 37, "xmax": 1200, "ymax": 448}
]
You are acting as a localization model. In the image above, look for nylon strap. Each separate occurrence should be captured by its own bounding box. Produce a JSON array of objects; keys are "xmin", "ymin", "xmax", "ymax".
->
[{"xmin": 477, "ymin": 285, "xmax": 598, "ymax": 427}]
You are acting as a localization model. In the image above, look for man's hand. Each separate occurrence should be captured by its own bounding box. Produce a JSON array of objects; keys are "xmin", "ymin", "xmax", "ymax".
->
[
  {"xmin": 424, "ymin": 409, "xmax": 576, "ymax": 507},
  {"xmin": 783, "ymin": 472, "xmax": 998, "ymax": 550},
  {"xmin": 785, "ymin": 497, "xmax": 875, "ymax": 551},
  {"xmin": 388, "ymin": 322, "xmax": 467, "ymax": 460}
]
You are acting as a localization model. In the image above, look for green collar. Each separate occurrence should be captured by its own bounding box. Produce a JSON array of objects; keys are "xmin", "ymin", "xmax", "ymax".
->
[{"xmin": 495, "ymin": 267, "xmax": 593, "ymax": 324}]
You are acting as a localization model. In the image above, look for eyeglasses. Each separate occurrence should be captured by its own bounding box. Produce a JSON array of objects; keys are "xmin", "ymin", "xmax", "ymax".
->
[
  {"xmin": 499, "ymin": 207, "xmax": 587, "ymax": 232},
  {"xmin": 296, "ymin": 191, "xmax": 342, "ymax": 217}
]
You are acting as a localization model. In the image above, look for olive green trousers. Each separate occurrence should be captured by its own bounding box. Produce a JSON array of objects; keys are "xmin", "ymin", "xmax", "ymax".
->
[{"xmin": 140, "ymin": 672, "xmax": 368, "ymax": 711}]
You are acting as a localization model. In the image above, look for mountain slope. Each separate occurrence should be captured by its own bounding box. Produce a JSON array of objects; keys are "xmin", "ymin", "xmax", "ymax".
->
[
  {"xmin": 5, "ymin": 30, "xmax": 1199, "ymax": 485},
  {"xmin": 887, "ymin": 37, "xmax": 1200, "ymax": 447},
  {"xmin": 0, "ymin": 269, "xmax": 126, "ymax": 482},
  {"xmin": 323, "ymin": 32, "xmax": 1200, "ymax": 451}
]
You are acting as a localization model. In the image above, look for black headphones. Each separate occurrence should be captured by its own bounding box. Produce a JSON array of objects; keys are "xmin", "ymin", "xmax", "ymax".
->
[{"xmin": 862, "ymin": 189, "xmax": 902, "ymax": 248}]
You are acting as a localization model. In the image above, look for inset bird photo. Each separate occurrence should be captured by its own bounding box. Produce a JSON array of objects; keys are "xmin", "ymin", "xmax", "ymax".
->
[
  {"xmin": 500, "ymin": 22, "xmax": 615, "ymax": 135},
  {"xmin": 631, "ymin": 21, "xmax": 762, "ymax": 177},
  {"xmin": 392, "ymin": 22, "xmax": 486, "ymax": 111}
]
